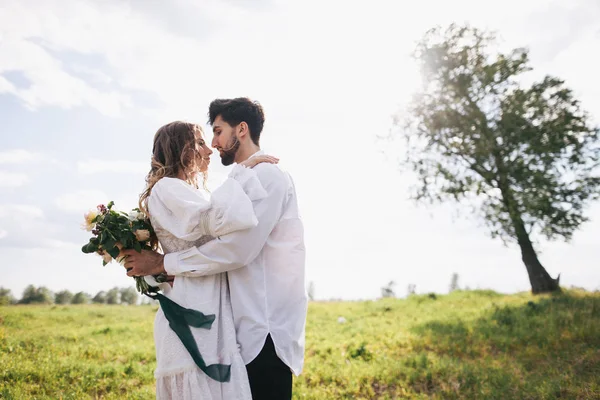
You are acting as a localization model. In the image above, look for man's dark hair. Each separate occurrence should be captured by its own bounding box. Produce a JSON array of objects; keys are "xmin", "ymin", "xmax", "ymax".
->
[{"xmin": 208, "ymin": 98, "xmax": 265, "ymax": 145}]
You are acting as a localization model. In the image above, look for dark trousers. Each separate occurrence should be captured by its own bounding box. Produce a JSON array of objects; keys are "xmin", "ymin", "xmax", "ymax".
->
[{"xmin": 246, "ymin": 334, "xmax": 292, "ymax": 400}]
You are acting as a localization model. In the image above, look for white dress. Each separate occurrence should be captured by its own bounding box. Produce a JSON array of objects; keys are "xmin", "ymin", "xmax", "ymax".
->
[{"xmin": 145, "ymin": 165, "xmax": 266, "ymax": 400}]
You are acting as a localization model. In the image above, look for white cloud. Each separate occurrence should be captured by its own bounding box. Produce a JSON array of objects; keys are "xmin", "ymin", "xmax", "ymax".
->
[
  {"xmin": 0, "ymin": 0, "xmax": 132, "ymax": 116},
  {"xmin": 42, "ymin": 238, "xmax": 79, "ymax": 249},
  {"xmin": 54, "ymin": 189, "xmax": 141, "ymax": 216},
  {"xmin": 0, "ymin": 0, "xmax": 237, "ymax": 117},
  {"xmin": 70, "ymin": 65, "xmax": 113, "ymax": 85},
  {"xmin": 0, "ymin": 36, "xmax": 131, "ymax": 116},
  {"xmin": 0, "ymin": 75, "xmax": 16, "ymax": 93},
  {"xmin": 77, "ymin": 159, "xmax": 148, "ymax": 175},
  {"xmin": 0, "ymin": 149, "xmax": 38, "ymax": 164},
  {"xmin": 0, "ymin": 170, "xmax": 29, "ymax": 187},
  {"xmin": 0, "ymin": 204, "xmax": 44, "ymax": 218},
  {"xmin": 0, "ymin": 204, "xmax": 74, "ymax": 249},
  {"xmin": 54, "ymin": 190, "xmax": 108, "ymax": 214}
]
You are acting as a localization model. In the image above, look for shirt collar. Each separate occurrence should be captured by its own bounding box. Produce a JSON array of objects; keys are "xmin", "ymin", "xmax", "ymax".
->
[{"xmin": 248, "ymin": 149, "xmax": 264, "ymax": 160}]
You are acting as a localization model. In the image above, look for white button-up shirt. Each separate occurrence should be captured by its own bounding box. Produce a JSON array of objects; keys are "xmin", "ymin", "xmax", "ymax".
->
[{"xmin": 164, "ymin": 151, "xmax": 308, "ymax": 376}]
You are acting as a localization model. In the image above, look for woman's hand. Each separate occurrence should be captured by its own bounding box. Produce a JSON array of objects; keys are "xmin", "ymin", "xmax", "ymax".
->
[{"xmin": 240, "ymin": 155, "xmax": 279, "ymax": 168}]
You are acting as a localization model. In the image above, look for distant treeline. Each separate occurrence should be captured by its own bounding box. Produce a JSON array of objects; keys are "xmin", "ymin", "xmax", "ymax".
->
[{"xmin": 0, "ymin": 285, "xmax": 152, "ymax": 306}]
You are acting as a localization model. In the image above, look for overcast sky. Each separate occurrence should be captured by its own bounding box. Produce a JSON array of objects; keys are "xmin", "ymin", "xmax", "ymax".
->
[{"xmin": 1, "ymin": 0, "xmax": 599, "ymax": 300}]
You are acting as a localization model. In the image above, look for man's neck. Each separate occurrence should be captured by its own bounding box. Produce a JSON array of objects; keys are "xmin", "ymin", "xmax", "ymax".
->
[{"xmin": 234, "ymin": 143, "xmax": 261, "ymax": 163}]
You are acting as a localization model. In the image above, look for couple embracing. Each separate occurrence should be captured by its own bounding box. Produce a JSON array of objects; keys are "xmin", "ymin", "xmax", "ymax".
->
[{"xmin": 123, "ymin": 98, "xmax": 308, "ymax": 400}]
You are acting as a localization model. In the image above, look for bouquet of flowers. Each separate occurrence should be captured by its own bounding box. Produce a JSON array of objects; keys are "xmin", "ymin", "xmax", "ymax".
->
[{"xmin": 81, "ymin": 201, "xmax": 165, "ymax": 294}]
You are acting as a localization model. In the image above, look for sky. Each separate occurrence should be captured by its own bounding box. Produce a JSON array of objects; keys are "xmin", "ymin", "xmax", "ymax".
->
[{"xmin": 0, "ymin": 0, "xmax": 599, "ymax": 301}]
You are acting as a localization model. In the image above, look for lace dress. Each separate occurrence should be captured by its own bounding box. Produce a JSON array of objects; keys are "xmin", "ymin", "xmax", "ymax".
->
[{"xmin": 145, "ymin": 165, "xmax": 267, "ymax": 400}]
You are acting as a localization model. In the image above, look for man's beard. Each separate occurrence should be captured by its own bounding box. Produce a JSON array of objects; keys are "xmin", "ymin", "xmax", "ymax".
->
[{"xmin": 219, "ymin": 135, "xmax": 240, "ymax": 166}]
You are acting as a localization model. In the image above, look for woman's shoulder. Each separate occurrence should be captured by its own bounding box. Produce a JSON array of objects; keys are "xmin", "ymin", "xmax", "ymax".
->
[
  {"xmin": 152, "ymin": 177, "xmax": 196, "ymax": 191},
  {"xmin": 149, "ymin": 177, "xmax": 206, "ymax": 202}
]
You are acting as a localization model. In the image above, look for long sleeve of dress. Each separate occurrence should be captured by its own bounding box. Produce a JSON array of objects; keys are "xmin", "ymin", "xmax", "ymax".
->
[
  {"xmin": 163, "ymin": 163, "xmax": 292, "ymax": 277},
  {"xmin": 147, "ymin": 165, "xmax": 268, "ymax": 242}
]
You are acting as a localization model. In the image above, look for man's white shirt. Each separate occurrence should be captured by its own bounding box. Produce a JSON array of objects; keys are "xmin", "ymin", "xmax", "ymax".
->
[{"xmin": 163, "ymin": 150, "xmax": 308, "ymax": 376}]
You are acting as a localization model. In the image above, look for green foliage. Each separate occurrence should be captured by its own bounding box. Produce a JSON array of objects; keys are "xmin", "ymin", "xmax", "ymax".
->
[
  {"xmin": 54, "ymin": 290, "xmax": 74, "ymax": 305},
  {"xmin": 81, "ymin": 202, "xmax": 159, "ymax": 294},
  {"xmin": 81, "ymin": 239, "xmax": 99, "ymax": 254},
  {"xmin": 1, "ymin": 290, "xmax": 598, "ymax": 399},
  {"xmin": 72, "ymin": 292, "xmax": 91, "ymax": 305},
  {"xmin": 0, "ymin": 288, "xmax": 15, "ymax": 306},
  {"xmin": 18, "ymin": 285, "xmax": 53, "ymax": 305},
  {"xmin": 400, "ymin": 24, "xmax": 600, "ymax": 245},
  {"xmin": 92, "ymin": 291, "xmax": 107, "ymax": 304},
  {"xmin": 105, "ymin": 288, "xmax": 120, "ymax": 305},
  {"xmin": 119, "ymin": 288, "xmax": 139, "ymax": 306}
]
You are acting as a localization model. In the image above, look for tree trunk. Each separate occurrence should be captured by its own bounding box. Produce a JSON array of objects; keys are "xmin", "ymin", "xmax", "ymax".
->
[
  {"xmin": 513, "ymin": 218, "xmax": 561, "ymax": 294},
  {"xmin": 494, "ymin": 161, "xmax": 561, "ymax": 294}
]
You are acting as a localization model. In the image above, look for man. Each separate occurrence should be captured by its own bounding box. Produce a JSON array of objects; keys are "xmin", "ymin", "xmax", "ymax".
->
[{"xmin": 124, "ymin": 97, "xmax": 307, "ymax": 399}]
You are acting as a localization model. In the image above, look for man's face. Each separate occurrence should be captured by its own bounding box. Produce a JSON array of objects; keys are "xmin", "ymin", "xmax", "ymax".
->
[{"xmin": 211, "ymin": 115, "xmax": 240, "ymax": 166}]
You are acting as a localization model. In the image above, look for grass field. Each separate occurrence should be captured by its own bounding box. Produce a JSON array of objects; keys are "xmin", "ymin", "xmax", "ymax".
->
[{"xmin": 1, "ymin": 290, "xmax": 599, "ymax": 399}]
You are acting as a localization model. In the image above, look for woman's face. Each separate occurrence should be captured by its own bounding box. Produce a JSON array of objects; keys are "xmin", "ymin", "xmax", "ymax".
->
[{"xmin": 194, "ymin": 129, "xmax": 213, "ymax": 173}]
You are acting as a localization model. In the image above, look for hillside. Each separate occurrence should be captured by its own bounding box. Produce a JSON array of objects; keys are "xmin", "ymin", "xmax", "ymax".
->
[{"xmin": 1, "ymin": 290, "xmax": 598, "ymax": 399}]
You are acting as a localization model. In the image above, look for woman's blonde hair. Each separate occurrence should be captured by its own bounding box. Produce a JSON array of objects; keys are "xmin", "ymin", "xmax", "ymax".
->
[{"xmin": 139, "ymin": 121, "xmax": 208, "ymax": 218}]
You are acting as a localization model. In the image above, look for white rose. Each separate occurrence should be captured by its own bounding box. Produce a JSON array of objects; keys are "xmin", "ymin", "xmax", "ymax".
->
[
  {"xmin": 134, "ymin": 229, "xmax": 151, "ymax": 242},
  {"xmin": 82, "ymin": 209, "xmax": 99, "ymax": 231},
  {"xmin": 128, "ymin": 211, "xmax": 146, "ymax": 221}
]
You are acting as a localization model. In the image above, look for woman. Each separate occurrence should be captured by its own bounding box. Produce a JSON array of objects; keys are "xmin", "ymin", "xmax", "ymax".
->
[{"xmin": 138, "ymin": 121, "xmax": 277, "ymax": 399}]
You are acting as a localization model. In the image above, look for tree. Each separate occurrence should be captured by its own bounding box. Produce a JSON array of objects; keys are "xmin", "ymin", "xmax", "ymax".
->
[
  {"xmin": 449, "ymin": 273, "xmax": 460, "ymax": 292},
  {"xmin": 398, "ymin": 24, "xmax": 600, "ymax": 294},
  {"xmin": 19, "ymin": 285, "xmax": 54, "ymax": 304},
  {"xmin": 381, "ymin": 280, "xmax": 396, "ymax": 298},
  {"xmin": 119, "ymin": 287, "xmax": 138, "ymax": 305},
  {"xmin": 92, "ymin": 291, "xmax": 107, "ymax": 304},
  {"xmin": 38, "ymin": 287, "xmax": 54, "ymax": 304},
  {"xmin": 139, "ymin": 295, "xmax": 154, "ymax": 305},
  {"xmin": 0, "ymin": 288, "xmax": 15, "ymax": 306},
  {"xmin": 406, "ymin": 284, "xmax": 417, "ymax": 296},
  {"xmin": 55, "ymin": 290, "xmax": 74, "ymax": 305},
  {"xmin": 307, "ymin": 281, "xmax": 316, "ymax": 301},
  {"xmin": 105, "ymin": 287, "xmax": 120, "ymax": 305},
  {"xmin": 20, "ymin": 285, "xmax": 36, "ymax": 304},
  {"xmin": 72, "ymin": 292, "xmax": 91, "ymax": 304}
]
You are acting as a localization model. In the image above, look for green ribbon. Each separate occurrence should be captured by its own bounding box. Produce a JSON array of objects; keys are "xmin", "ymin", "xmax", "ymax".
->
[{"xmin": 147, "ymin": 293, "xmax": 231, "ymax": 382}]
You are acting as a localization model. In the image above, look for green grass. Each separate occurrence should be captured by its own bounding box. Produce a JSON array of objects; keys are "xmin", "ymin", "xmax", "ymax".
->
[{"xmin": 1, "ymin": 290, "xmax": 599, "ymax": 399}]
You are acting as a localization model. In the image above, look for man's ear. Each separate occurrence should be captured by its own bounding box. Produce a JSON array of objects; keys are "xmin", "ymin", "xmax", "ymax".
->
[{"xmin": 238, "ymin": 122, "xmax": 249, "ymax": 139}]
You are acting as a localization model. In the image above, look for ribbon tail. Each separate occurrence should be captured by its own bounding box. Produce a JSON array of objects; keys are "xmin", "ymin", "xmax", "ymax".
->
[
  {"xmin": 183, "ymin": 309, "xmax": 216, "ymax": 329},
  {"xmin": 149, "ymin": 293, "xmax": 231, "ymax": 383}
]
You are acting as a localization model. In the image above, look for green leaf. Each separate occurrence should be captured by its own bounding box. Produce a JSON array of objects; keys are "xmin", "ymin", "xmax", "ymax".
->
[
  {"xmin": 133, "ymin": 241, "xmax": 142, "ymax": 253},
  {"xmin": 104, "ymin": 238, "xmax": 116, "ymax": 252},
  {"xmin": 107, "ymin": 246, "xmax": 120, "ymax": 259},
  {"xmin": 119, "ymin": 233, "xmax": 131, "ymax": 248},
  {"xmin": 81, "ymin": 241, "xmax": 99, "ymax": 254}
]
